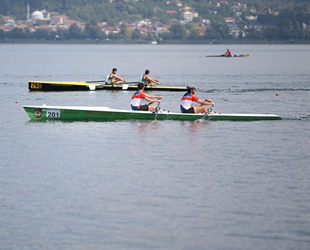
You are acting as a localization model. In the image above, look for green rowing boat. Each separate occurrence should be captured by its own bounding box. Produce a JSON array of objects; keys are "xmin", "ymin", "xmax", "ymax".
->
[
  {"xmin": 23, "ymin": 105, "xmax": 282, "ymax": 122},
  {"xmin": 28, "ymin": 80, "xmax": 187, "ymax": 92}
]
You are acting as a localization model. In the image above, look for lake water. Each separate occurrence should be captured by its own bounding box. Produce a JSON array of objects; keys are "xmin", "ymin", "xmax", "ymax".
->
[{"xmin": 0, "ymin": 44, "xmax": 310, "ymax": 249}]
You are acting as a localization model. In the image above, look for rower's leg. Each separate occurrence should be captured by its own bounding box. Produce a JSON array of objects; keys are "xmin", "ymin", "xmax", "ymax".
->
[
  {"xmin": 112, "ymin": 79, "xmax": 120, "ymax": 85},
  {"xmin": 148, "ymin": 104, "xmax": 156, "ymax": 111},
  {"xmin": 193, "ymin": 106, "xmax": 208, "ymax": 114}
]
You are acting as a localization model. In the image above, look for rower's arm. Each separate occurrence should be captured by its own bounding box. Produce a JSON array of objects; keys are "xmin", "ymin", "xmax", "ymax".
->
[
  {"xmin": 145, "ymin": 97, "xmax": 161, "ymax": 103},
  {"xmin": 146, "ymin": 75, "xmax": 159, "ymax": 83},
  {"xmin": 145, "ymin": 94, "xmax": 163, "ymax": 99},
  {"xmin": 115, "ymin": 75, "xmax": 126, "ymax": 81},
  {"xmin": 197, "ymin": 99, "xmax": 215, "ymax": 106}
]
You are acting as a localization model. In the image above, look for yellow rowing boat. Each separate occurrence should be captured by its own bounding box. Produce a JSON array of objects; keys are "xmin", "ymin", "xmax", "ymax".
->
[{"xmin": 28, "ymin": 80, "xmax": 187, "ymax": 92}]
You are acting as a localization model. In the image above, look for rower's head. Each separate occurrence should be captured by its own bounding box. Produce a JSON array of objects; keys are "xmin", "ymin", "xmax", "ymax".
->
[
  {"xmin": 138, "ymin": 82, "xmax": 145, "ymax": 90},
  {"xmin": 145, "ymin": 69, "xmax": 150, "ymax": 75},
  {"xmin": 187, "ymin": 85, "xmax": 196, "ymax": 93},
  {"xmin": 112, "ymin": 68, "xmax": 117, "ymax": 73}
]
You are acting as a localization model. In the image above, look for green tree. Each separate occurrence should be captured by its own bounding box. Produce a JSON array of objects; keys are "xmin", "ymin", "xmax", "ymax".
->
[
  {"xmin": 187, "ymin": 23, "xmax": 201, "ymax": 39},
  {"xmin": 55, "ymin": 27, "xmax": 70, "ymax": 40},
  {"xmin": 131, "ymin": 28, "xmax": 142, "ymax": 40},
  {"xmin": 169, "ymin": 23, "xmax": 186, "ymax": 39},
  {"xmin": 0, "ymin": 29, "xmax": 6, "ymax": 39},
  {"xmin": 158, "ymin": 32, "xmax": 172, "ymax": 40},
  {"xmin": 90, "ymin": 18, "xmax": 98, "ymax": 26},
  {"xmin": 246, "ymin": 28, "xmax": 262, "ymax": 40},
  {"xmin": 210, "ymin": 22, "xmax": 230, "ymax": 39},
  {"xmin": 69, "ymin": 23, "xmax": 82, "ymax": 39},
  {"xmin": 120, "ymin": 23, "xmax": 131, "ymax": 40},
  {"xmin": 107, "ymin": 32, "xmax": 120, "ymax": 40},
  {"xmin": 32, "ymin": 28, "xmax": 49, "ymax": 39},
  {"xmin": 254, "ymin": 1, "xmax": 265, "ymax": 12},
  {"xmin": 262, "ymin": 25, "xmax": 279, "ymax": 40},
  {"xmin": 84, "ymin": 22, "xmax": 102, "ymax": 39},
  {"xmin": 204, "ymin": 26, "xmax": 222, "ymax": 40}
]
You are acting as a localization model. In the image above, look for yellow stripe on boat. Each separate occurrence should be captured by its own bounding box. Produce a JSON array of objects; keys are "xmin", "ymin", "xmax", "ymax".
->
[{"xmin": 28, "ymin": 81, "xmax": 187, "ymax": 92}]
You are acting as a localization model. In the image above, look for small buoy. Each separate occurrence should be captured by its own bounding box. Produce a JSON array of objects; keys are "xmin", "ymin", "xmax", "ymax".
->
[
  {"xmin": 276, "ymin": 93, "xmax": 279, "ymax": 96},
  {"xmin": 15, "ymin": 101, "xmax": 19, "ymax": 103},
  {"xmin": 93, "ymin": 78, "xmax": 96, "ymax": 80}
]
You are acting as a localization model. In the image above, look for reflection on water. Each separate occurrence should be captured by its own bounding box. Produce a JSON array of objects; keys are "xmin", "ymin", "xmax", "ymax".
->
[{"xmin": 135, "ymin": 120, "xmax": 161, "ymax": 133}]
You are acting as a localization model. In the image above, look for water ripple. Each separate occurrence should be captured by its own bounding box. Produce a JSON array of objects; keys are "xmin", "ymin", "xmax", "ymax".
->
[{"xmin": 203, "ymin": 88, "xmax": 310, "ymax": 93}]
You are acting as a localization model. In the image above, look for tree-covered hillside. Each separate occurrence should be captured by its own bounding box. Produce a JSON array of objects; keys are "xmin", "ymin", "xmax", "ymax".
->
[
  {"xmin": 1, "ymin": 0, "xmax": 310, "ymax": 42},
  {"xmin": 2, "ymin": 0, "xmax": 170, "ymax": 24},
  {"xmin": 1, "ymin": 0, "xmax": 310, "ymax": 24}
]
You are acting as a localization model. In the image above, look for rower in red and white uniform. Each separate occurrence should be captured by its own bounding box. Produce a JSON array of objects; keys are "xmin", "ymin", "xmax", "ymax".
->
[
  {"xmin": 180, "ymin": 86, "xmax": 215, "ymax": 113},
  {"xmin": 131, "ymin": 82, "xmax": 163, "ymax": 111},
  {"xmin": 222, "ymin": 49, "xmax": 232, "ymax": 57}
]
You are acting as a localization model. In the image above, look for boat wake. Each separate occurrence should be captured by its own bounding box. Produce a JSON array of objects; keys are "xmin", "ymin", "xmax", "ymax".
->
[
  {"xmin": 281, "ymin": 115, "xmax": 310, "ymax": 121},
  {"xmin": 202, "ymin": 88, "xmax": 310, "ymax": 93},
  {"xmin": 293, "ymin": 115, "xmax": 310, "ymax": 121}
]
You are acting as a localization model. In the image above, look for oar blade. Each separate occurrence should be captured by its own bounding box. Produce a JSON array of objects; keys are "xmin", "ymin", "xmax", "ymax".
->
[
  {"xmin": 88, "ymin": 85, "xmax": 96, "ymax": 91},
  {"xmin": 122, "ymin": 84, "xmax": 129, "ymax": 90},
  {"xmin": 153, "ymin": 103, "xmax": 161, "ymax": 122}
]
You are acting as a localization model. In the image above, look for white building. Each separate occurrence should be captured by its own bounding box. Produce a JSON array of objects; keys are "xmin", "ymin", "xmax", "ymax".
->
[
  {"xmin": 31, "ymin": 11, "xmax": 44, "ymax": 20},
  {"xmin": 182, "ymin": 11, "xmax": 198, "ymax": 21}
]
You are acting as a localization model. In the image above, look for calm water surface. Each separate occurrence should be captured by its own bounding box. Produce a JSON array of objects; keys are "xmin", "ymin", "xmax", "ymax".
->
[{"xmin": 0, "ymin": 44, "xmax": 310, "ymax": 249}]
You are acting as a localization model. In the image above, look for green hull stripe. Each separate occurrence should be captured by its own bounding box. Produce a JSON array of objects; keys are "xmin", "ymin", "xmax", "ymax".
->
[{"xmin": 23, "ymin": 106, "xmax": 282, "ymax": 122}]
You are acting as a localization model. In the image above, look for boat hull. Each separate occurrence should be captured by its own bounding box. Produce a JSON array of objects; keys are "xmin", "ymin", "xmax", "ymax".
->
[
  {"xmin": 28, "ymin": 81, "xmax": 187, "ymax": 92},
  {"xmin": 23, "ymin": 105, "xmax": 282, "ymax": 122},
  {"xmin": 206, "ymin": 54, "xmax": 249, "ymax": 57}
]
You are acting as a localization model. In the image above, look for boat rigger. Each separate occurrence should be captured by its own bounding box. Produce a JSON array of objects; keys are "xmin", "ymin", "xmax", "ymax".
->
[
  {"xmin": 28, "ymin": 81, "xmax": 187, "ymax": 92},
  {"xmin": 23, "ymin": 105, "xmax": 282, "ymax": 122}
]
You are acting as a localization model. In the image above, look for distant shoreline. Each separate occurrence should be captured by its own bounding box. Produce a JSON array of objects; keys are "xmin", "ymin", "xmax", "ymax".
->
[{"xmin": 1, "ymin": 39, "xmax": 310, "ymax": 45}]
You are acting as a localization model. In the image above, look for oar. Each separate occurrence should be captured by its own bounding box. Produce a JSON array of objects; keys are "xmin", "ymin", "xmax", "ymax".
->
[
  {"xmin": 196, "ymin": 105, "xmax": 214, "ymax": 122},
  {"xmin": 121, "ymin": 82, "xmax": 142, "ymax": 90},
  {"xmin": 88, "ymin": 85, "xmax": 96, "ymax": 90},
  {"xmin": 86, "ymin": 80, "xmax": 106, "ymax": 90},
  {"xmin": 87, "ymin": 81, "xmax": 139, "ymax": 90},
  {"xmin": 154, "ymin": 102, "xmax": 160, "ymax": 121},
  {"xmin": 86, "ymin": 80, "xmax": 106, "ymax": 83},
  {"xmin": 122, "ymin": 84, "xmax": 129, "ymax": 90},
  {"xmin": 123, "ymin": 82, "xmax": 140, "ymax": 84},
  {"xmin": 86, "ymin": 80, "xmax": 140, "ymax": 84}
]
